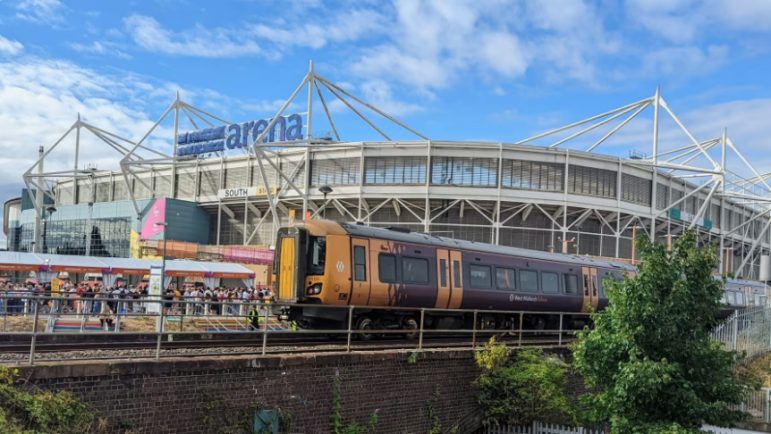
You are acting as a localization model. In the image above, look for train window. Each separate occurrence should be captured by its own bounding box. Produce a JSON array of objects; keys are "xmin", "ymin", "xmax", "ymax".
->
[
  {"xmin": 379, "ymin": 254, "xmax": 398, "ymax": 283},
  {"xmin": 564, "ymin": 274, "xmax": 578, "ymax": 294},
  {"xmin": 519, "ymin": 270, "xmax": 539, "ymax": 292},
  {"xmin": 440, "ymin": 259, "xmax": 447, "ymax": 287},
  {"xmin": 307, "ymin": 236, "xmax": 326, "ymax": 275},
  {"xmin": 727, "ymin": 292, "xmax": 736, "ymax": 305},
  {"xmin": 495, "ymin": 268, "xmax": 516, "ymax": 290},
  {"xmin": 469, "ymin": 264, "xmax": 492, "ymax": 289},
  {"xmin": 542, "ymin": 272, "xmax": 559, "ymax": 293},
  {"xmin": 737, "ymin": 292, "xmax": 745, "ymax": 306},
  {"xmin": 402, "ymin": 257, "xmax": 429, "ymax": 284},
  {"xmin": 353, "ymin": 246, "xmax": 366, "ymax": 281},
  {"xmin": 453, "ymin": 261, "xmax": 462, "ymax": 287}
]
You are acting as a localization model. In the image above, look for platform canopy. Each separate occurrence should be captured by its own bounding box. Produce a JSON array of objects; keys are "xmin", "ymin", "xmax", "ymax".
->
[{"xmin": 0, "ymin": 251, "xmax": 256, "ymax": 280}]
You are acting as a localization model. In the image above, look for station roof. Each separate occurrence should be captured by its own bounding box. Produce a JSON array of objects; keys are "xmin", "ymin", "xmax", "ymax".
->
[{"xmin": 0, "ymin": 251, "xmax": 255, "ymax": 278}]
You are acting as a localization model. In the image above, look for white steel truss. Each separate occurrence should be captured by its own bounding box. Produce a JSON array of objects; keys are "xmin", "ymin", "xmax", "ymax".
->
[{"xmin": 24, "ymin": 64, "xmax": 771, "ymax": 280}]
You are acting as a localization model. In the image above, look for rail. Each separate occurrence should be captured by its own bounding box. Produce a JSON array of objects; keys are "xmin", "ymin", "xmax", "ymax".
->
[
  {"xmin": 710, "ymin": 307, "xmax": 771, "ymax": 361},
  {"xmin": 0, "ymin": 295, "xmax": 588, "ymax": 365}
]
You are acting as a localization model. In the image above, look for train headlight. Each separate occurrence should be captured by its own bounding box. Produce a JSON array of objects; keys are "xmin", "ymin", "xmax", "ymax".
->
[{"xmin": 306, "ymin": 283, "xmax": 322, "ymax": 295}]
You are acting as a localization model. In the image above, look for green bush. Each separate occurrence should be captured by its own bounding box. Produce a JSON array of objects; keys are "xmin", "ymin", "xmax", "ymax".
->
[
  {"xmin": 475, "ymin": 338, "xmax": 574, "ymax": 427},
  {"xmin": 0, "ymin": 366, "xmax": 105, "ymax": 434}
]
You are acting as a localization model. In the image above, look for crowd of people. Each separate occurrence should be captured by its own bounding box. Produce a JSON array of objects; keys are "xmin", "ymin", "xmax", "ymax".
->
[{"xmin": 0, "ymin": 279, "xmax": 274, "ymax": 320}]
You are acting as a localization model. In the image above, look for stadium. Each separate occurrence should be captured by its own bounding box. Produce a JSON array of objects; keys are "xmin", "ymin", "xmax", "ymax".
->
[{"xmin": 5, "ymin": 64, "xmax": 771, "ymax": 283}]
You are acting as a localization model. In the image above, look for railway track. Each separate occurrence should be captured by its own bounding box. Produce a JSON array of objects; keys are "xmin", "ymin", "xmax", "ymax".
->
[{"xmin": 0, "ymin": 330, "xmax": 577, "ymax": 363}]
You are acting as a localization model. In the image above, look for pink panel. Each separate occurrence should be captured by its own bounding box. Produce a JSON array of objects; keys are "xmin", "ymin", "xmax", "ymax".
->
[{"xmin": 140, "ymin": 198, "xmax": 167, "ymax": 240}]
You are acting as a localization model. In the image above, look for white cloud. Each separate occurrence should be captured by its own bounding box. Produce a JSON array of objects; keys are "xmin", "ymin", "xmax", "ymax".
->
[
  {"xmin": 68, "ymin": 41, "xmax": 131, "ymax": 59},
  {"xmin": 250, "ymin": 9, "xmax": 386, "ymax": 49},
  {"xmin": 0, "ymin": 35, "xmax": 23, "ymax": 56},
  {"xmin": 643, "ymin": 45, "xmax": 729, "ymax": 78},
  {"xmin": 359, "ymin": 80, "xmax": 422, "ymax": 116},
  {"xmin": 124, "ymin": 15, "xmax": 269, "ymax": 58},
  {"xmin": 627, "ymin": 0, "xmax": 771, "ymax": 42},
  {"xmin": 16, "ymin": 0, "xmax": 64, "ymax": 25}
]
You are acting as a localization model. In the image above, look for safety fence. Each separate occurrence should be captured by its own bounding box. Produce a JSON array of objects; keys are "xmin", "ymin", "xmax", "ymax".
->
[
  {"xmin": 483, "ymin": 422, "xmax": 604, "ymax": 434},
  {"xmin": 483, "ymin": 422, "xmax": 764, "ymax": 434},
  {"xmin": 710, "ymin": 307, "xmax": 771, "ymax": 360},
  {"xmin": 0, "ymin": 295, "xmax": 589, "ymax": 365}
]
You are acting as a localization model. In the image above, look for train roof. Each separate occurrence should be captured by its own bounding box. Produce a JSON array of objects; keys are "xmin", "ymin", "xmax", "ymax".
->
[{"xmin": 338, "ymin": 222, "xmax": 636, "ymax": 272}]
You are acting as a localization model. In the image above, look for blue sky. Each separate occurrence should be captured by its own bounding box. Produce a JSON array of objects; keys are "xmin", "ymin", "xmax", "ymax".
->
[{"xmin": 2, "ymin": 0, "xmax": 771, "ymax": 216}]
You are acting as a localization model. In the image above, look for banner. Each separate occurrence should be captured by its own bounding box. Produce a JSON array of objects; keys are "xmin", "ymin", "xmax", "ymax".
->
[{"xmin": 146, "ymin": 266, "xmax": 163, "ymax": 314}]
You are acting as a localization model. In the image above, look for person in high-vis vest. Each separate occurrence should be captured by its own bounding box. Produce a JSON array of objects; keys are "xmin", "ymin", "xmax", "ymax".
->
[{"xmin": 248, "ymin": 305, "xmax": 261, "ymax": 330}]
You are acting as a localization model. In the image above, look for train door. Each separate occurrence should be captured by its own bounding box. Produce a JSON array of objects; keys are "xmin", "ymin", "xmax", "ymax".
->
[
  {"xmin": 435, "ymin": 248, "xmax": 451, "ymax": 308},
  {"xmin": 581, "ymin": 266, "xmax": 600, "ymax": 312},
  {"xmin": 349, "ymin": 238, "xmax": 371, "ymax": 306},
  {"xmin": 278, "ymin": 236, "xmax": 297, "ymax": 301},
  {"xmin": 448, "ymin": 250, "xmax": 464, "ymax": 309}
]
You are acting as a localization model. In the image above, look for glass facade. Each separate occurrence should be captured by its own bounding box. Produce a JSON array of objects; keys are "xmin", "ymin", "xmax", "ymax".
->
[
  {"xmin": 501, "ymin": 160, "xmax": 563, "ymax": 191},
  {"xmin": 311, "ymin": 158, "xmax": 360, "ymax": 186},
  {"xmin": 568, "ymin": 165, "xmax": 617, "ymax": 199},
  {"xmin": 431, "ymin": 157, "xmax": 497, "ymax": 187},
  {"xmin": 621, "ymin": 173, "xmax": 652, "ymax": 206},
  {"xmin": 11, "ymin": 217, "xmax": 131, "ymax": 257},
  {"xmin": 365, "ymin": 156, "xmax": 426, "ymax": 185}
]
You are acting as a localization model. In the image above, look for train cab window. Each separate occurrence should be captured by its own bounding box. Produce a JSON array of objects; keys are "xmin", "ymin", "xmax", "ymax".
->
[
  {"xmin": 379, "ymin": 254, "xmax": 398, "ymax": 283},
  {"xmin": 469, "ymin": 264, "xmax": 492, "ymax": 289},
  {"xmin": 727, "ymin": 291, "xmax": 736, "ymax": 305},
  {"xmin": 453, "ymin": 261, "xmax": 462, "ymax": 287},
  {"xmin": 519, "ymin": 270, "xmax": 539, "ymax": 292},
  {"xmin": 564, "ymin": 274, "xmax": 579, "ymax": 295},
  {"xmin": 496, "ymin": 267, "xmax": 516, "ymax": 290},
  {"xmin": 737, "ymin": 292, "xmax": 745, "ymax": 306},
  {"xmin": 353, "ymin": 246, "xmax": 366, "ymax": 281},
  {"xmin": 402, "ymin": 257, "xmax": 429, "ymax": 284},
  {"xmin": 439, "ymin": 259, "xmax": 448, "ymax": 287},
  {"xmin": 307, "ymin": 236, "xmax": 326, "ymax": 275},
  {"xmin": 541, "ymin": 272, "xmax": 559, "ymax": 293}
]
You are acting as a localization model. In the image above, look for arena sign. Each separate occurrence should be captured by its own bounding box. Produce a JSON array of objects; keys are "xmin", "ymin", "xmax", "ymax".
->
[{"xmin": 176, "ymin": 114, "xmax": 303, "ymax": 157}]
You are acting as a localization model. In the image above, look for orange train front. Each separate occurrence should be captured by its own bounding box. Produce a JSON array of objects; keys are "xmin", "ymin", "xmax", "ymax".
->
[{"xmin": 273, "ymin": 220, "xmax": 763, "ymax": 331}]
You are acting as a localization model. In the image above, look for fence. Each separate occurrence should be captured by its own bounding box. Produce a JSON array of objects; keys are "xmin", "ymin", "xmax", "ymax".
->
[
  {"xmin": 484, "ymin": 422, "xmax": 765, "ymax": 434},
  {"xmin": 710, "ymin": 307, "xmax": 771, "ymax": 360},
  {"xmin": 0, "ymin": 294, "xmax": 588, "ymax": 364},
  {"xmin": 484, "ymin": 422, "xmax": 604, "ymax": 434}
]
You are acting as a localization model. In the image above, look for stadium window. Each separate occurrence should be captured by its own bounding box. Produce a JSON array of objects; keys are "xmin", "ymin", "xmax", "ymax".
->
[
  {"xmin": 402, "ymin": 256, "xmax": 429, "ymax": 284},
  {"xmin": 469, "ymin": 264, "xmax": 492, "ymax": 289},
  {"xmin": 353, "ymin": 246, "xmax": 366, "ymax": 281},
  {"xmin": 439, "ymin": 259, "xmax": 447, "ymax": 287},
  {"xmin": 495, "ymin": 267, "xmax": 516, "ymax": 290},
  {"xmin": 519, "ymin": 269, "xmax": 539, "ymax": 292},
  {"xmin": 541, "ymin": 272, "xmax": 560, "ymax": 293},
  {"xmin": 564, "ymin": 274, "xmax": 579, "ymax": 295},
  {"xmin": 453, "ymin": 261, "xmax": 462, "ymax": 287},
  {"xmin": 378, "ymin": 254, "xmax": 397, "ymax": 283}
]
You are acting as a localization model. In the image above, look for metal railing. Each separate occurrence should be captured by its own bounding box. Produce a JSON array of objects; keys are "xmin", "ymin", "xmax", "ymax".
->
[
  {"xmin": 0, "ymin": 295, "xmax": 588, "ymax": 365},
  {"xmin": 710, "ymin": 307, "xmax": 771, "ymax": 360}
]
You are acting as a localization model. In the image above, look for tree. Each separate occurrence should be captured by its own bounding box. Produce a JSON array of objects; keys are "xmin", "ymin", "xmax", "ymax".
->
[
  {"xmin": 0, "ymin": 366, "xmax": 105, "ymax": 434},
  {"xmin": 475, "ymin": 338, "xmax": 574, "ymax": 427},
  {"xmin": 573, "ymin": 231, "xmax": 750, "ymax": 434}
]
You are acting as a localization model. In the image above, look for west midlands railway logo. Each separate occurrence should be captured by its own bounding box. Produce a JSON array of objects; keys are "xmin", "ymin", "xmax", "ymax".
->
[{"xmin": 176, "ymin": 114, "xmax": 304, "ymax": 157}]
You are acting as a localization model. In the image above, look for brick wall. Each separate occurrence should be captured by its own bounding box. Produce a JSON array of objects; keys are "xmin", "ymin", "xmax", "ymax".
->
[{"xmin": 16, "ymin": 349, "xmax": 485, "ymax": 434}]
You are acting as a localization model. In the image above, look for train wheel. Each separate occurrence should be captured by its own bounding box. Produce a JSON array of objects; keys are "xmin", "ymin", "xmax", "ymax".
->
[
  {"xmin": 403, "ymin": 317, "xmax": 419, "ymax": 340},
  {"xmin": 356, "ymin": 316, "xmax": 375, "ymax": 341}
]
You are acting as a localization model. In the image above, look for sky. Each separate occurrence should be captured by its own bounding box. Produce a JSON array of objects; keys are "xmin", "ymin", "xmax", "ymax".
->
[{"xmin": 2, "ymin": 0, "xmax": 771, "ymax": 241}]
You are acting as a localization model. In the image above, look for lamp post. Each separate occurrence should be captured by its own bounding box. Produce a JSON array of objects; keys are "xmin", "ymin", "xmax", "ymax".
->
[
  {"xmin": 155, "ymin": 221, "xmax": 168, "ymax": 289},
  {"xmin": 318, "ymin": 185, "xmax": 332, "ymax": 219},
  {"xmin": 42, "ymin": 206, "xmax": 57, "ymax": 254}
]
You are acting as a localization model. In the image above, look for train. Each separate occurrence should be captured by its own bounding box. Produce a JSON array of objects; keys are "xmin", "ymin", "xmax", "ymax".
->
[{"xmin": 272, "ymin": 220, "xmax": 768, "ymax": 334}]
